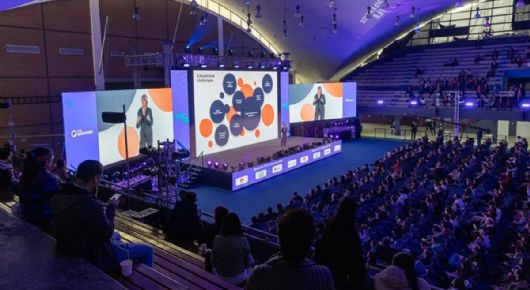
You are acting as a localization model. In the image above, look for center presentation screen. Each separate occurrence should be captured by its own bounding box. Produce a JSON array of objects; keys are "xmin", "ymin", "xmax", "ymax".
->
[
  {"xmin": 193, "ymin": 70, "xmax": 279, "ymax": 156},
  {"xmin": 288, "ymin": 82, "xmax": 357, "ymax": 123}
]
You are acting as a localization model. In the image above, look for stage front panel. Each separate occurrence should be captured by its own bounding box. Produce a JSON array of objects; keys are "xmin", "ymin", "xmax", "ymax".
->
[{"xmin": 192, "ymin": 70, "xmax": 279, "ymax": 156}]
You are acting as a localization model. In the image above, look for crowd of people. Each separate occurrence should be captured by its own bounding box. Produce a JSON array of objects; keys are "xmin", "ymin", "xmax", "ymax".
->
[
  {"xmin": 249, "ymin": 136, "xmax": 529, "ymax": 289},
  {"xmin": 1, "ymin": 134, "xmax": 529, "ymax": 290},
  {"xmin": 407, "ymin": 46, "xmax": 529, "ymax": 109}
]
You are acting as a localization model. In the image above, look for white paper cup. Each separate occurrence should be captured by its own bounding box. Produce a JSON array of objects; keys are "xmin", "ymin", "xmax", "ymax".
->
[{"xmin": 120, "ymin": 259, "xmax": 133, "ymax": 277}]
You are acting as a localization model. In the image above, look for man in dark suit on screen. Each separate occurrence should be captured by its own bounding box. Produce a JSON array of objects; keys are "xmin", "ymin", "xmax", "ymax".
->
[{"xmin": 313, "ymin": 86, "xmax": 326, "ymax": 121}]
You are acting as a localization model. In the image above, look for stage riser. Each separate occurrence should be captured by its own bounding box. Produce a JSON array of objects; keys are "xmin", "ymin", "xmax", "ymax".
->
[{"xmin": 198, "ymin": 140, "xmax": 342, "ymax": 190}]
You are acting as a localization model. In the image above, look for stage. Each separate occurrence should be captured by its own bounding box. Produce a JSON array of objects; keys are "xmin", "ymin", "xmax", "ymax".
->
[{"xmin": 193, "ymin": 137, "xmax": 343, "ymax": 190}]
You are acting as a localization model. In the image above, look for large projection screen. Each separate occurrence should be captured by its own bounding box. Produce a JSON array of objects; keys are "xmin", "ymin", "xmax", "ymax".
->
[
  {"xmin": 192, "ymin": 70, "xmax": 279, "ymax": 156},
  {"xmin": 63, "ymin": 88, "xmax": 175, "ymax": 167},
  {"xmin": 288, "ymin": 82, "xmax": 357, "ymax": 123}
]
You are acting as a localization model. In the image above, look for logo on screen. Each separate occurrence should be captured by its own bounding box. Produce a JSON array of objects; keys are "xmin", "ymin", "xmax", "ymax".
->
[
  {"xmin": 324, "ymin": 148, "xmax": 332, "ymax": 156},
  {"xmin": 313, "ymin": 152, "xmax": 321, "ymax": 159},
  {"xmin": 235, "ymin": 175, "xmax": 249, "ymax": 186},
  {"xmin": 300, "ymin": 156, "xmax": 309, "ymax": 164},
  {"xmin": 287, "ymin": 159, "xmax": 297, "ymax": 168},
  {"xmin": 272, "ymin": 164, "xmax": 283, "ymax": 174},
  {"xmin": 334, "ymin": 144, "xmax": 342, "ymax": 152},
  {"xmin": 71, "ymin": 129, "xmax": 94, "ymax": 138},
  {"xmin": 255, "ymin": 170, "xmax": 267, "ymax": 180}
]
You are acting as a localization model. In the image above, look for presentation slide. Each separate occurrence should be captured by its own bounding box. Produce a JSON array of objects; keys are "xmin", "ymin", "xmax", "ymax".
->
[
  {"xmin": 193, "ymin": 70, "xmax": 279, "ymax": 156},
  {"xmin": 96, "ymin": 89, "xmax": 174, "ymax": 165},
  {"xmin": 63, "ymin": 88, "xmax": 175, "ymax": 167},
  {"xmin": 288, "ymin": 82, "xmax": 357, "ymax": 123}
]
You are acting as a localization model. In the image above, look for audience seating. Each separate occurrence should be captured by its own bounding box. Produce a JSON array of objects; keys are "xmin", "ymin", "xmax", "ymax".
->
[{"xmin": 0, "ymin": 198, "xmax": 241, "ymax": 290}]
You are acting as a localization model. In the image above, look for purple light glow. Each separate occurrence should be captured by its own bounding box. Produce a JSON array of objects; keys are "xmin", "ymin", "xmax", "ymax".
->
[
  {"xmin": 521, "ymin": 103, "xmax": 530, "ymax": 108},
  {"xmin": 465, "ymin": 102, "xmax": 474, "ymax": 107},
  {"xmin": 410, "ymin": 100, "xmax": 418, "ymax": 105},
  {"xmin": 377, "ymin": 100, "xmax": 384, "ymax": 104}
]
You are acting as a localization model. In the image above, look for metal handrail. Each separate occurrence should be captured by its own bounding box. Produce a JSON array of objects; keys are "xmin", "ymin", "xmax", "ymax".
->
[{"xmin": 201, "ymin": 211, "xmax": 279, "ymax": 244}]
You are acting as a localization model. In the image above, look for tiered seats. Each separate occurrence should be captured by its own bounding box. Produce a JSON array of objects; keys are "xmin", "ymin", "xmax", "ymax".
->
[
  {"xmin": 0, "ymin": 198, "xmax": 241, "ymax": 290},
  {"xmin": 351, "ymin": 41, "xmax": 529, "ymax": 107}
]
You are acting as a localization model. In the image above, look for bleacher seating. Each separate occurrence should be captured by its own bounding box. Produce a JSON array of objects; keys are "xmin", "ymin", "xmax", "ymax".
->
[
  {"xmin": 349, "ymin": 40, "xmax": 529, "ymax": 107},
  {"xmin": 0, "ymin": 198, "xmax": 241, "ymax": 290}
]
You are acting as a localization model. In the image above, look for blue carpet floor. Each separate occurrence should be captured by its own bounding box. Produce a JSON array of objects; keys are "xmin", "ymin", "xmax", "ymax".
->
[{"xmin": 194, "ymin": 138, "xmax": 406, "ymax": 224}]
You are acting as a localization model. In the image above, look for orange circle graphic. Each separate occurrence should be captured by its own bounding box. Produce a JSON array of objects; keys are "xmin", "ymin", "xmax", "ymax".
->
[
  {"xmin": 261, "ymin": 104, "xmax": 274, "ymax": 126},
  {"xmin": 241, "ymin": 84, "xmax": 254, "ymax": 98},
  {"xmin": 199, "ymin": 119, "xmax": 213, "ymax": 137},
  {"xmin": 255, "ymin": 129, "xmax": 261, "ymax": 137},
  {"xmin": 300, "ymin": 104, "xmax": 315, "ymax": 121},
  {"xmin": 118, "ymin": 126, "xmax": 140, "ymax": 159},
  {"xmin": 240, "ymin": 129, "xmax": 245, "ymax": 136},
  {"xmin": 226, "ymin": 106, "xmax": 236, "ymax": 122},
  {"xmin": 148, "ymin": 89, "xmax": 173, "ymax": 112},
  {"xmin": 208, "ymin": 140, "xmax": 213, "ymax": 148}
]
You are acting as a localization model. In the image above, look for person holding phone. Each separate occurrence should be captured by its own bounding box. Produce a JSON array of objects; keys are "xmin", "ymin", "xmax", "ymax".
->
[
  {"xmin": 52, "ymin": 160, "xmax": 153, "ymax": 272},
  {"xmin": 136, "ymin": 94, "xmax": 153, "ymax": 148},
  {"xmin": 313, "ymin": 86, "xmax": 326, "ymax": 121}
]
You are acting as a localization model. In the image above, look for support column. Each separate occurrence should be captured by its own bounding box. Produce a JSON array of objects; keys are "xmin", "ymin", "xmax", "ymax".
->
[
  {"xmin": 89, "ymin": 0, "xmax": 105, "ymax": 90},
  {"xmin": 217, "ymin": 17, "xmax": 224, "ymax": 57},
  {"xmin": 163, "ymin": 41, "xmax": 173, "ymax": 87}
]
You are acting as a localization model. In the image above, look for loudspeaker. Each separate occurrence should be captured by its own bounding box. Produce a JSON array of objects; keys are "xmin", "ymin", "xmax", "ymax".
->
[{"xmin": 102, "ymin": 112, "xmax": 126, "ymax": 123}]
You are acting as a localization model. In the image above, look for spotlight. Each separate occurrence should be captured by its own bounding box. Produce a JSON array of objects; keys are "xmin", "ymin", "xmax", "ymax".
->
[
  {"xmin": 248, "ymin": 51, "xmax": 253, "ymax": 57},
  {"xmin": 239, "ymin": 162, "xmax": 245, "ymax": 170},
  {"xmin": 198, "ymin": 47, "xmax": 204, "ymax": 54},
  {"xmin": 227, "ymin": 49, "xmax": 233, "ymax": 56},
  {"xmin": 214, "ymin": 162, "xmax": 219, "ymax": 168},
  {"xmin": 247, "ymin": 65, "xmax": 253, "ymax": 69},
  {"xmin": 256, "ymin": 5, "xmax": 262, "ymax": 18},
  {"xmin": 207, "ymin": 160, "xmax": 212, "ymax": 167},
  {"xmin": 183, "ymin": 63, "xmax": 191, "ymax": 68},
  {"xmin": 516, "ymin": 0, "xmax": 526, "ymax": 8},
  {"xmin": 409, "ymin": 100, "xmax": 418, "ymax": 106},
  {"xmin": 366, "ymin": 6, "xmax": 372, "ymax": 19},
  {"xmin": 377, "ymin": 100, "xmax": 384, "ymax": 105},
  {"xmin": 190, "ymin": 0, "xmax": 197, "ymax": 15},
  {"xmin": 483, "ymin": 17, "xmax": 490, "ymax": 27},
  {"xmin": 454, "ymin": 0, "xmax": 463, "ymax": 8},
  {"xmin": 184, "ymin": 45, "xmax": 191, "ymax": 53},
  {"xmin": 213, "ymin": 47, "xmax": 219, "ymax": 55},
  {"xmin": 520, "ymin": 102, "xmax": 530, "ymax": 109},
  {"xmin": 219, "ymin": 64, "xmax": 225, "ymax": 68},
  {"xmin": 465, "ymin": 101, "xmax": 475, "ymax": 107},
  {"xmin": 223, "ymin": 163, "xmax": 228, "ymax": 170},
  {"xmin": 474, "ymin": 7, "xmax": 481, "ymax": 19},
  {"xmin": 234, "ymin": 64, "xmax": 240, "ymax": 68},
  {"xmin": 260, "ymin": 64, "xmax": 266, "ymax": 69},
  {"xmin": 260, "ymin": 51, "xmax": 266, "ymax": 58},
  {"xmin": 132, "ymin": 6, "xmax": 141, "ymax": 21},
  {"xmin": 200, "ymin": 64, "xmax": 207, "ymax": 68}
]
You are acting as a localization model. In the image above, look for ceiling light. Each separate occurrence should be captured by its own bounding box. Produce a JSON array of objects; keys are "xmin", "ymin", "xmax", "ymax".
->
[
  {"xmin": 294, "ymin": 5, "xmax": 301, "ymax": 18},
  {"xmin": 483, "ymin": 16, "xmax": 490, "ymax": 27},
  {"xmin": 132, "ymin": 6, "xmax": 140, "ymax": 21},
  {"xmin": 327, "ymin": 0, "xmax": 335, "ymax": 8},
  {"xmin": 454, "ymin": 0, "xmax": 463, "ymax": 8},
  {"xmin": 516, "ymin": 0, "xmax": 526, "ymax": 8},
  {"xmin": 474, "ymin": 7, "xmax": 481, "ymax": 19},
  {"xmin": 410, "ymin": 6, "xmax": 416, "ymax": 18},
  {"xmin": 190, "ymin": 1, "xmax": 197, "ymax": 15}
]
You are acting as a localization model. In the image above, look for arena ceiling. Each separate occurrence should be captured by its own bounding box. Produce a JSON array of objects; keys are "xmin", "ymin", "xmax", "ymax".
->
[{"xmin": 2, "ymin": 0, "xmax": 469, "ymax": 82}]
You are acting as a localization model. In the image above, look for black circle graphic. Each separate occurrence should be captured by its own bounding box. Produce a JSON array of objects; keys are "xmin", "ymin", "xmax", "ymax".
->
[
  {"xmin": 215, "ymin": 124, "xmax": 229, "ymax": 146},
  {"xmin": 229, "ymin": 114, "xmax": 243, "ymax": 136},
  {"xmin": 262, "ymin": 74, "xmax": 273, "ymax": 94},
  {"xmin": 210, "ymin": 100, "xmax": 226, "ymax": 124},
  {"xmin": 223, "ymin": 74, "xmax": 237, "ymax": 95}
]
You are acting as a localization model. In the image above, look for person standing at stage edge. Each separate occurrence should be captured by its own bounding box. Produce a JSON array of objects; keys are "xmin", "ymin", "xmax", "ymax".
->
[
  {"xmin": 410, "ymin": 121, "xmax": 418, "ymax": 140},
  {"xmin": 313, "ymin": 86, "xmax": 326, "ymax": 121},
  {"xmin": 281, "ymin": 123, "xmax": 288, "ymax": 147},
  {"xmin": 136, "ymin": 94, "xmax": 153, "ymax": 149}
]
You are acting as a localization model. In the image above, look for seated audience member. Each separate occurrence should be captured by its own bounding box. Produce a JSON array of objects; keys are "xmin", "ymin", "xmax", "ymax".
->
[
  {"xmin": 0, "ymin": 169, "xmax": 13, "ymax": 201},
  {"xmin": 246, "ymin": 209, "xmax": 334, "ymax": 290},
  {"xmin": 52, "ymin": 160, "xmax": 154, "ymax": 272},
  {"xmin": 165, "ymin": 190, "xmax": 202, "ymax": 242},
  {"xmin": 315, "ymin": 197, "xmax": 366, "ymax": 290},
  {"xmin": 204, "ymin": 206, "xmax": 229, "ymax": 249},
  {"xmin": 19, "ymin": 147, "xmax": 60, "ymax": 230},
  {"xmin": 374, "ymin": 252, "xmax": 430, "ymax": 290},
  {"xmin": 212, "ymin": 212, "xmax": 253, "ymax": 286},
  {"xmin": 52, "ymin": 159, "xmax": 69, "ymax": 183}
]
